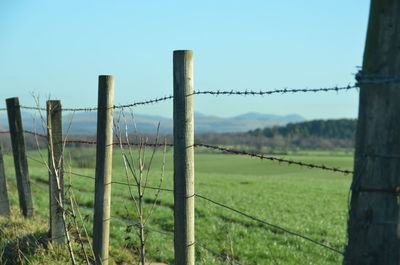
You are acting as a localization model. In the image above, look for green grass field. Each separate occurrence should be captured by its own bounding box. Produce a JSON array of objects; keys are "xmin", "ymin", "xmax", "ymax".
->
[{"xmin": 0, "ymin": 148, "xmax": 353, "ymax": 265}]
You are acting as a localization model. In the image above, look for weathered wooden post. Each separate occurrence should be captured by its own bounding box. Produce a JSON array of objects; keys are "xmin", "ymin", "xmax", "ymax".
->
[
  {"xmin": 47, "ymin": 100, "xmax": 65, "ymax": 243},
  {"xmin": 173, "ymin": 50, "xmax": 195, "ymax": 265},
  {"xmin": 6, "ymin": 97, "xmax": 33, "ymax": 217},
  {"xmin": 0, "ymin": 145, "xmax": 10, "ymax": 216},
  {"xmin": 344, "ymin": 1, "xmax": 400, "ymax": 264},
  {"xmin": 93, "ymin": 75, "xmax": 114, "ymax": 265}
]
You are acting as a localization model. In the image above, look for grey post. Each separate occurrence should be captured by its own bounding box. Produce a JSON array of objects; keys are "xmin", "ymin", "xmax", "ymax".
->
[
  {"xmin": 0, "ymin": 145, "xmax": 10, "ymax": 216},
  {"xmin": 6, "ymin": 97, "xmax": 33, "ymax": 217},
  {"xmin": 173, "ymin": 50, "xmax": 195, "ymax": 265},
  {"xmin": 47, "ymin": 100, "xmax": 65, "ymax": 243},
  {"xmin": 93, "ymin": 75, "xmax": 114, "ymax": 265},
  {"xmin": 344, "ymin": 1, "xmax": 400, "ymax": 264}
]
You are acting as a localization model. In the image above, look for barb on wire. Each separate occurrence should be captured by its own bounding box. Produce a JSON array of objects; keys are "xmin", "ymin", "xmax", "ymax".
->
[
  {"xmin": 12, "ymin": 83, "xmax": 360, "ymax": 112},
  {"xmin": 195, "ymin": 143, "xmax": 353, "ymax": 175},
  {"xmin": 114, "ymin": 95, "xmax": 174, "ymax": 109},
  {"xmin": 195, "ymin": 193, "xmax": 344, "ymax": 255},
  {"xmin": 19, "ymin": 95, "xmax": 175, "ymax": 112},
  {"xmin": 193, "ymin": 84, "xmax": 357, "ymax": 96}
]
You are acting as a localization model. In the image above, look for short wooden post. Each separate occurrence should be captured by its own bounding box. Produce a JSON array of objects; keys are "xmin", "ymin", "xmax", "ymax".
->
[
  {"xmin": 6, "ymin": 97, "xmax": 33, "ymax": 217},
  {"xmin": 93, "ymin": 75, "xmax": 114, "ymax": 265},
  {"xmin": 173, "ymin": 50, "xmax": 195, "ymax": 265},
  {"xmin": 47, "ymin": 100, "xmax": 65, "ymax": 243},
  {"xmin": 0, "ymin": 145, "xmax": 10, "ymax": 217}
]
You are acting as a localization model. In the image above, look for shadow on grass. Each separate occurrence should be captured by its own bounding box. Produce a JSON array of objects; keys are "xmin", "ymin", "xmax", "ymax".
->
[{"xmin": 1, "ymin": 231, "xmax": 49, "ymax": 265}]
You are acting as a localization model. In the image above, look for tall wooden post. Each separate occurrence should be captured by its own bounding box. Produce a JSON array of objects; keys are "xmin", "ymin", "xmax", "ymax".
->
[
  {"xmin": 47, "ymin": 100, "xmax": 65, "ymax": 243},
  {"xmin": 0, "ymin": 145, "xmax": 10, "ymax": 217},
  {"xmin": 6, "ymin": 97, "xmax": 33, "ymax": 217},
  {"xmin": 173, "ymin": 50, "xmax": 195, "ymax": 265},
  {"xmin": 93, "ymin": 75, "xmax": 114, "ymax": 265},
  {"xmin": 344, "ymin": 1, "xmax": 400, "ymax": 264}
]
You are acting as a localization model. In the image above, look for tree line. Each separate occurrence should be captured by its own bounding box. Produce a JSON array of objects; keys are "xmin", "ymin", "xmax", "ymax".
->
[
  {"xmin": 0, "ymin": 119, "xmax": 357, "ymax": 154},
  {"xmin": 249, "ymin": 119, "xmax": 357, "ymax": 139}
]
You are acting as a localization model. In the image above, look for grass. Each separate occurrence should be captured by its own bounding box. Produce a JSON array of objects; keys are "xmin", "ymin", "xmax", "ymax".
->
[{"xmin": 0, "ymin": 147, "xmax": 353, "ymax": 264}]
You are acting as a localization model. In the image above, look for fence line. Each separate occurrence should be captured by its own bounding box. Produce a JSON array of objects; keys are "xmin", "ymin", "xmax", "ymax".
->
[
  {"xmin": 26, "ymin": 157, "xmax": 244, "ymax": 264},
  {"xmin": 1, "ymin": 73, "xmax": 400, "ymax": 113},
  {"xmin": 195, "ymin": 193, "xmax": 344, "ymax": 255},
  {"xmin": 26, "ymin": 155, "xmax": 344, "ymax": 256},
  {"xmin": 16, "ymin": 129, "xmax": 352, "ymax": 175},
  {"xmin": 117, "ymin": 217, "xmax": 244, "ymax": 265},
  {"xmin": 0, "ymin": 73, "xmax": 364, "ymax": 264},
  {"xmin": 0, "ymin": 83, "xmax": 359, "ymax": 112},
  {"xmin": 194, "ymin": 143, "xmax": 353, "ymax": 174}
]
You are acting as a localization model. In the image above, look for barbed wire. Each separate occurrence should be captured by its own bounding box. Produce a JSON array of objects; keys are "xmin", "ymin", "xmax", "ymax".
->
[
  {"xmin": 195, "ymin": 193, "xmax": 344, "ymax": 255},
  {"xmin": 4, "ymin": 73, "xmax": 400, "ymax": 112},
  {"xmin": 26, "ymin": 155, "xmax": 343, "ymax": 258},
  {"xmin": 30, "ymin": 157, "xmax": 344, "ymax": 256},
  {"xmin": 193, "ymin": 85, "xmax": 356, "ymax": 97},
  {"xmin": 194, "ymin": 143, "xmax": 353, "ymax": 174},
  {"xmin": 4, "ymin": 83, "xmax": 359, "ymax": 112},
  {"xmin": 19, "ymin": 129, "xmax": 352, "ymax": 174},
  {"xmin": 67, "ymin": 169, "xmax": 344, "ymax": 256}
]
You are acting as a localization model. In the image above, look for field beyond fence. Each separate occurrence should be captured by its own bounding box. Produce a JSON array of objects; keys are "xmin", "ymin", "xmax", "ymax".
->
[{"xmin": 0, "ymin": 50, "xmax": 369, "ymax": 265}]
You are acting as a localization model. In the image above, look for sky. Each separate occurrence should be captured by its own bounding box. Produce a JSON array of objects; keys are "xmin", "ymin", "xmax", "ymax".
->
[{"xmin": 0, "ymin": 1, "xmax": 370, "ymax": 120}]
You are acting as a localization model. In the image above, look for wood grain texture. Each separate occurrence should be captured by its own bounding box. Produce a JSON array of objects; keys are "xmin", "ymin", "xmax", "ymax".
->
[
  {"xmin": 0, "ymin": 146, "xmax": 10, "ymax": 217},
  {"xmin": 93, "ymin": 75, "xmax": 114, "ymax": 265},
  {"xmin": 47, "ymin": 100, "xmax": 65, "ymax": 244},
  {"xmin": 6, "ymin": 97, "xmax": 33, "ymax": 217},
  {"xmin": 344, "ymin": 1, "xmax": 400, "ymax": 264},
  {"xmin": 173, "ymin": 50, "xmax": 195, "ymax": 265}
]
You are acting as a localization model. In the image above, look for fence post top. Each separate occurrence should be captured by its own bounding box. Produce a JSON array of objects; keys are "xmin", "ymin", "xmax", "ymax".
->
[
  {"xmin": 6, "ymin": 97, "xmax": 19, "ymax": 102},
  {"xmin": 98, "ymin": 75, "xmax": 114, "ymax": 79},
  {"xmin": 47, "ymin": 100, "xmax": 61, "ymax": 104},
  {"xmin": 173, "ymin": 50, "xmax": 193, "ymax": 55}
]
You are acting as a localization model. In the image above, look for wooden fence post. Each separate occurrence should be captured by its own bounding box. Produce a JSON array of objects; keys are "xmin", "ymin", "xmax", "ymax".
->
[
  {"xmin": 47, "ymin": 100, "xmax": 65, "ymax": 243},
  {"xmin": 0, "ymin": 145, "xmax": 10, "ymax": 216},
  {"xmin": 6, "ymin": 97, "xmax": 34, "ymax": 217},
  {"xmin": 344, "ymin": 1, "xmax": 400, "ymax": 264},
  {"xmin": 93, "ymin": 75, "xmax": 114, "ymax": 265},
  {"xmin": 173, "ymin": 50, "xmax": 195, "ymax": 265}
]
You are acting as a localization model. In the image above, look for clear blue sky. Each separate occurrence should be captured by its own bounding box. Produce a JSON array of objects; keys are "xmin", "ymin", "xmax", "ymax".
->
[{"xmin": 0, "ymin": 1, "xmax": 369, "ymax": 120}]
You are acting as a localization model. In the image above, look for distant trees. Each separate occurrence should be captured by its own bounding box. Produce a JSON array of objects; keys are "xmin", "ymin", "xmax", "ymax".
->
[
  {"xmin": 0, "ymin": 119, "xmax": 357, "ymax": 153},
  {"xmin": 249, "ymin": 119, "xmax": 357, "ymax": 139},
  {"xmin": 247, "ymin": 119, "xmax": 357, "ymax": 150}
]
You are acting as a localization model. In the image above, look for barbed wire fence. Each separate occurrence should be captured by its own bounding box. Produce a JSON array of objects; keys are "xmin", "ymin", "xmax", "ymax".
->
[{"xmin": 0, "ymin": 71, "xmax": 390, "ymax": 264}]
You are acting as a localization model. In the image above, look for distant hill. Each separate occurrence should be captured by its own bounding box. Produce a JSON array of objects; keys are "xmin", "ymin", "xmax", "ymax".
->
[
  {"xmin": 0, "ymin": 111, "xmax": 306, "ymax": 135},
  {"xmin": 249, "ymin": 119, "xmax": 357, "ymax": 140},
  {"xmin": 233, "ymin": 112, "xmax": 304, "ymax": 123}
]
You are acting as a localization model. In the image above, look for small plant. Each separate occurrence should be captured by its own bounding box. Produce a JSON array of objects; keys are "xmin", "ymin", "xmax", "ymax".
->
[{"xmin": 115, "ymin": 109, "xmax": 166, "ymax": 265}]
